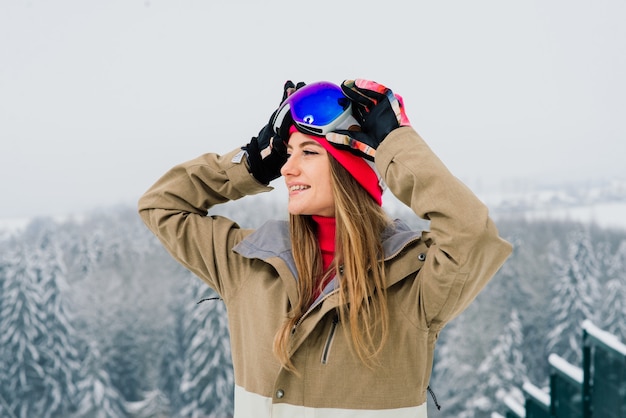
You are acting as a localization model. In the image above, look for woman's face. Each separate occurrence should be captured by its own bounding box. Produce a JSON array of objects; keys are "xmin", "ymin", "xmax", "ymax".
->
[{"xmin": 280, "ymin": 132, "xmax": 335, "ymax": 217}]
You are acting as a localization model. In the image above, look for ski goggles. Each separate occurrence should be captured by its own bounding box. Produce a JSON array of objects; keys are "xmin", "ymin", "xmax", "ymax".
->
[{"xmin": 272, "ymin": 81, "xmax": 356, "ymax": 139}]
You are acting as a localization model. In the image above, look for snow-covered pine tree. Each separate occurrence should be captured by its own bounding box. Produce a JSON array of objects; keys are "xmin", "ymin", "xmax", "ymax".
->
[
  {"xmin": 601, "ymin": 240, "xmax": 626, "ymax": 341},
  {"xmin": 29, "ymin": 226, "xmax": 83, "ymax": 417},
  {"xmin": 0, "ymin": 243, "xmax": 48, "ymax": 418},
  {"xmin": 67, "ymin": 208, "xmax": 174, "ymax": 407},
  {"xmin": 493, "ymin": 224, "xmax": 553, "ymax": 383},
  {"xmin": 430, "ymin": 319, "xmax": 477, "ymax": 414},
  {"xmin": 178, "ymin": 275, "xmax": 234, "ymax": 418},
  {"xmin": 0, "ymin": 218, "xmax": 86, "ymax": 418},
  {"xmin": 105, "ymin": 325, "xmax": 148, "ymax": 403},
  {"xmin": 463, "ymin": 309, "xmax": 527, "ymax": 418},
  {"xmin": 126, "ymin": 388, "xmax": 171, "ymax": 418},
  {"xmin": 546, "ymin": 228, "xmax": 602, "ymax": 365},
  {"xmin": 63, "ymin": 221, "xmax": 106, "ymax": 278},
  {"xmin": 157, "ymin": 288, "xmax": 187, "ymax": 413},
  {"xmin": 72, "ymin": 344, "xmax": 128, "ymax": 418}
]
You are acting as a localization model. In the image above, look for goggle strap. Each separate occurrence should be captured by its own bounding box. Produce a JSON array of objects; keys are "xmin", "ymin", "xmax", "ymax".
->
[
  {"xmin": 326, "ymin": 132, "xmax": 376, "ymax": 160},
  {"xmin": 279, "ymin": 109, "xmax": 294, "ymax": 140},
  {"xmin": 272, "ymin": 103, "xmax": 294, "ymax": 140}
]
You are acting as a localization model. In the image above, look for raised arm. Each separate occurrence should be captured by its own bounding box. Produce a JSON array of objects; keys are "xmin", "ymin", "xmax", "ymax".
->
[
  {"xmin": 377, "ymin": 127, "xmax": 512, "ymax": 326},
  {"xmin": 326, "ymin": 78, "xmax": 512, "ymax": 327},
  {"xmin": 138, "ymin": 148, "xmax": 270, "ymax": 296}
]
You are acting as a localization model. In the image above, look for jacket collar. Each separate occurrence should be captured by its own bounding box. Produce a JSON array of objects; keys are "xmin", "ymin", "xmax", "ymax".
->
[
  {"xmin": 233, "ymin": 218, "xmax": 424, "ymax": 268},
  {"xmin": 233, "ymin": 219, "xmax": 426, "ymax": 352}
]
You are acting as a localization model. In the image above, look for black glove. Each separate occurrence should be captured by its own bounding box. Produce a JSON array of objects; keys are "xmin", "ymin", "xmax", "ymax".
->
[
  {"xmin": 326, "ymin": 79, "xmax": 409, "ymax": 161},
  {"xmin": 243, "ymin": 80, "xmax": 305, "ymax": 184},
  {"xmin": 243, "ymin": 123, "xmax": 287, "ymax": 185}
]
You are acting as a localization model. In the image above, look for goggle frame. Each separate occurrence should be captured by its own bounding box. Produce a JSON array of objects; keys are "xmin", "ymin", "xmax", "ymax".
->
[{"xmin": 272, "ymin": 81, "xmax": 354, "ymax": 139}]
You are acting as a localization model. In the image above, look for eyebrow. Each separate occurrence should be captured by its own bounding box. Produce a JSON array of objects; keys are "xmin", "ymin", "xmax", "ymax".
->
[{"xmin": 287, "ymin": 140, "xmax": 324, "ymax": 150}]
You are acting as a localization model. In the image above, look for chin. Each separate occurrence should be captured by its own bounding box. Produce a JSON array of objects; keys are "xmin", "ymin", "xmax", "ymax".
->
[{"xmin": 288, "ymin": 209, "xmax": 310, "ymax": 216}]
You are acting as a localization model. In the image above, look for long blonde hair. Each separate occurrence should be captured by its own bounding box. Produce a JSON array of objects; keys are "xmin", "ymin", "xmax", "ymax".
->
[{"xmin": 273, "ymin": 155, "xmax": 391, "ymax": 372}]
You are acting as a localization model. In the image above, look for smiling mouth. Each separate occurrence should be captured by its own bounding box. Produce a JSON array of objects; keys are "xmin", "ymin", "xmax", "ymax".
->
[{"xmin": 289, "ymin": 185, "xmax": 310, "ymax": 192}]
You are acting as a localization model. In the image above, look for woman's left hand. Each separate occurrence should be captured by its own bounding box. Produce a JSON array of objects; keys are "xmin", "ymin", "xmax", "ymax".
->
[{"xmin": 326, "ymin": 79, "xmax": 410, "ymax": 161}]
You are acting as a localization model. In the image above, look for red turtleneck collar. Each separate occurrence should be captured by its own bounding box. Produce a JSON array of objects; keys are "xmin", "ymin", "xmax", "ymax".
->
[
  {"xmin": 312, "ymin": 215, "xmax": 336, "ymax": 271},
  {"xmin": 312, "ymin": 215, "xmax": 336, "ymax": 300}
]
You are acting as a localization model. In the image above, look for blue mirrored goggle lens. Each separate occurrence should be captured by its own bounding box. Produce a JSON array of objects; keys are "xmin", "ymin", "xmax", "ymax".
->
[{"xmin": 286, "ymin": 82, "xmax": 350, "ymax": 127}]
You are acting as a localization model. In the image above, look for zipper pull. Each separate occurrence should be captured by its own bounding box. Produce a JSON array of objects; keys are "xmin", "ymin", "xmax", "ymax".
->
[{"xmin": 427, "ymin": 385, "xmax": 441, "ymax": 410}]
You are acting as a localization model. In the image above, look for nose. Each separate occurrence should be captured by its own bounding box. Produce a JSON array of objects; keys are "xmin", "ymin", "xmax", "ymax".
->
[{"xmin": 280, "ymin": 153, "xmax": 299, "ymax": 177}]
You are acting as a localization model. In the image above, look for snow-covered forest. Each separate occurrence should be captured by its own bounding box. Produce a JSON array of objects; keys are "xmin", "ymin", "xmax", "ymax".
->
[{"xmin": 1, "ymin": 195, "xmax": 625, "ymax": 418}]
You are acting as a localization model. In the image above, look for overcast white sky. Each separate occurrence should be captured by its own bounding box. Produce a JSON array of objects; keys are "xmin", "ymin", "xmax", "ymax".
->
[{"xmin": 1, "ymin": 0, "xmax": 625, "ymax": 219}]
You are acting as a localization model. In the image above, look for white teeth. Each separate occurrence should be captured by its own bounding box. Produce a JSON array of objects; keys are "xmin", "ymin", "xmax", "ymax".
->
[{"xmin": 289, "ymin": 185, "xmax": 310, "ymax": 192}]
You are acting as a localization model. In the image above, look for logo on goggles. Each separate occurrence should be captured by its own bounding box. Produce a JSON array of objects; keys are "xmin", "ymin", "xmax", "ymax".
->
[{"xmin": 272, "ymin": 81, "xmax": 355, "ymax": 139}]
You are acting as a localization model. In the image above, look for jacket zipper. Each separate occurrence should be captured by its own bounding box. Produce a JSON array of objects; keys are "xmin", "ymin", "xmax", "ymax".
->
[
  {"xmin": 291, "ymin": 237, "xmax": 423, "ymax": 348},
  {"xmin": 292, "ymin": 289, "xmax": 338, "ymax": 334},
  {"xmin": 321, "ymin": 314, "xmax": 339, "ymax": 364},
  {"xmin": 291, "ymin": 235, "xmax": 421, "ymax": 333},
  {"xmin": 291, "ymin": 236, "xmax": 422, "ymax": 333}
]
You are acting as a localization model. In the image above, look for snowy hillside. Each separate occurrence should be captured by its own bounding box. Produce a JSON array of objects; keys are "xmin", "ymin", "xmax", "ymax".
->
[
  {"xmin": 0, "ymin": 217, "xmax": 30, "ymax": 239},
  {"xmin": 379, "ymin": 177, "xmax": 626, "ymax": 231},
  {"xmin": 2, "ymin": 178, "xmax": 626, "ymax": 235},
  {"xmin": 480, "ymin": 178, "xmax": 626, "ymax": 230},
  {"xmin": 1, "ymin": 186, "xmax": 625, "ymax": 417}
]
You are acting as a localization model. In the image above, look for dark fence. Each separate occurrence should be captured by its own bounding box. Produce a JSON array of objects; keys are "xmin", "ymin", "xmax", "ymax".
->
[
  {"xmin": 549, "ymin": 354, "xmax": 583, "ymax": 418},
  {"xmin": 582, "ymin": 320, "xmax": 626, "ymax": 418},
  {"xmin": 503, "ymin": 321, "xmax": 626, "ymax": 418}
]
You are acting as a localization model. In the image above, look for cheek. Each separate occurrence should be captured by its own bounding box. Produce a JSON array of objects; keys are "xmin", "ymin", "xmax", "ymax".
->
[{"xmin": 321, "ymin": 172, "xmax": 334, "ymax": 199}]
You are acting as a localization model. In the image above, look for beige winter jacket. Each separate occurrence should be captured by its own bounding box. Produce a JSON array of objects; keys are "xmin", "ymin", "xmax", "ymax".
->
[{"xmin": 138, "ymin": 127, "xmax": 513, "ymax": 417}]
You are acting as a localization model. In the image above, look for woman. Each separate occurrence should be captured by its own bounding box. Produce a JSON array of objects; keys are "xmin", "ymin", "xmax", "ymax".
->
[{"xmin": 138, "ymin": 79, "xmax": 512, "ymax": 417}]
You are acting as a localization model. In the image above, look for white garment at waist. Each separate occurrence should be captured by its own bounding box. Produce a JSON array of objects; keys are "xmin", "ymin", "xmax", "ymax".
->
[{"xmin": 234, "ymin": 385, "xmax": 428, "ymax": 418}]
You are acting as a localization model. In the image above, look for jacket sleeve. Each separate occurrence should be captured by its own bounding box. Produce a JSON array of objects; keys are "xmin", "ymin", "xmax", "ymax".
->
[
  {"xmin": 375, "ymin": 127, "xmax": 513, "ymax": 328},
  {"xmin": 137, "ymin": 148, "xmax": 272, "ymax": 298}
]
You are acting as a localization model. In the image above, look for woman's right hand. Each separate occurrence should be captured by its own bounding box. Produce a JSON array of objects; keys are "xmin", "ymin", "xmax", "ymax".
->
[{"xmin": 243, "ymin": 80, "xmax": 305, "ymax": 185}]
